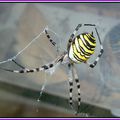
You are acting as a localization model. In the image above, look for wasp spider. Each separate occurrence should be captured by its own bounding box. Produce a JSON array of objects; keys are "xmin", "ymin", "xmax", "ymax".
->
[{"xmin": 0, "ymin": 24, "xmax": 104, "ymax": 114}]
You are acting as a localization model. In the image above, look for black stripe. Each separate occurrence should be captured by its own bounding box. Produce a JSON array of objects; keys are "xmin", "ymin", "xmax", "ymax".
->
[
  {"xmin": 47, "ymin": 35, "xmax": 50, "ymax": 38},
  {"xmin": 70, "ymin": 88, "xmax": 73, "ymax": 92},
  {"xmin": 73, "ymin": 54, "xmax": 84, "ymax": 62},
  {"xmin": 50, "ymin": 39, "xmax": 53, "ymax": 42},
  {"xmin": 58, "ymin": 57, "xmax": 64, "ymax": 62},
  {"xmin": 49, "ymin": 39, "xmax": 56, "ymax": 46},
  {"xmin": 68, "ymin": 63, "xmax": 71, "ymax": 68},
  {"xmin": 87, "ymin": 34, "xmax": 96, "ymax": 43},
  {"xmin": 70, "ymin": 34, "xmax": 74, "ymax": 39},
  {"xmin": 52, "ymin": 42, "xmax": 56, "ymax": 46},
  {"xmin": 101, "ymin": 49, "xmax": 104, "ymax": 53},
  {"xmin": 83, "ymin": 35, "xmax": 96, "ymax": 48},
  {"xmin": 77, "ymin": 36, "xmax": 94, "ymax": 51},
  {"xmin": 75, "ymin": 24, "xmax": 82, "ymax": 31},
  {"xmin": 36, "ymin": 68, "xmax": 39, "ymax": 71},
  {"xmin": 81, "ymin": 35, "xmax": 95, "ymax": 51},
  {"xmin": 78, "ymin": 98, "xmax": 81, "ymax": 101},
  {"xmin": 98, "ymin": 54, "xmax": 101, "ymax": 57},
  {"xmin": 74, "ymin": 40, "xmax": 88, "ymax": 59},
  {"xmin": 77, "ymin": 35, "xmax": 80, "ymax": 39},
  {"xmin": 93, "ymin": 61, "xmax": 97, "ymax": 65},
  {"xmin": 29, "ymin": 70, "xmax": 34, "ymax": 72},
  {"xmin": 19, "ymin": 70, "xmax": 24, "ymax": 73},
  {"xmin": 69, "ymin": 82, "xmax": 73, "ymax": 86},
  {"xmin": 77, "ymin": 84, "xmax": 80, "ymax": 88},
  {"xmin": 69, "ymin": 102, "xmax": 72, "ymax": 105},
  {"xmin": 68, "ymin": 39, "xmax": 72, "ymax": 43},
  {"xmin": 80, "ymin": 45, "xmax": 93, "ymax": 56},
  {"xmin": 41, "ymin": 65, "xmax": 49, "ymax": 70},
  {"xmin": 70, "ymin": 97, "xmax": 72, "ymax": 100},
  {"xmin": 75, "ymin": 78, "xmax": 79, "ymax": 83},
  {"xmin": 44, "ymin": 30, "xmax": 48, "ymax": 34},
  {"xmin": 49, "ymin": 64, "xmax": 53, "ymax": 68},
  {"xmin": 77, "ymin": 38, "xmax": 92, "ymax": 56},
  {"xmin": 90, "ymin": 64, "xmax": 95, "ymax": 68},
  {"xmin": 72, "ymin": 44, "xmax": 86, "ymax": 62}
]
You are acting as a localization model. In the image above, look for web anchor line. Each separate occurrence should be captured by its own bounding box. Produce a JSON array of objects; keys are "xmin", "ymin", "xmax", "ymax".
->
[{"xmin": 0, "ymin": 26, "xmax": 61, "ymax": 65}]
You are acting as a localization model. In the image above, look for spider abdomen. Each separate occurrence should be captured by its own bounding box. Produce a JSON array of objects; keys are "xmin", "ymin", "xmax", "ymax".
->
[{"xmin": 68, "ymin": 33, "xmax": 96, "ymax": 63}]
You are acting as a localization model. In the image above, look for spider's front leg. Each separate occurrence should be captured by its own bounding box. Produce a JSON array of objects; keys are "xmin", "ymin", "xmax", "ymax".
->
[
  {"xmin": 68, "ymin": 23, "xmax": 95, "ymax": 44},
  {"xmin": 67, "ymin": 24, "xmax": 82, "ymax": 52},
  {"xmin": 87, "ymin": 27, "xmax": 104, "ymax": 68}
]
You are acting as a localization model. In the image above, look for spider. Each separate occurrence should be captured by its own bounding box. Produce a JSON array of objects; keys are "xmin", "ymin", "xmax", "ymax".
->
[{"xmin": 0, "ymin": 24, "xmax": 104, "ymax": 114}]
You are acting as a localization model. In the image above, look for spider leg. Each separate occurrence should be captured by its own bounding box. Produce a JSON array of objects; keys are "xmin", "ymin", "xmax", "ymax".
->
[
  {"xmin": 68, "ymin": 24, "xmax": 82, "ymax": 44},
  {"xmin": 67, "ymin": 24, "xmax": 82, "ymax": 51},
  {"xmin": 12, "ymin": 59, "xmax": 25, "ymax": 69},
  {"xmin": 87, "ymin": 26, "xmax": 104, "ymax": 68},
  {"xmin": 68, "ymin": 63, "xmax": 74, "ymax": 109},
  {"xmin": 0, "ymin": 54, "xmax": 65, "ymax": 73},
  {"xmin": 0, "ymin": 61, "xmax": 57, "ymax": 73},
  {"xmin": 72, "ymin": 64, "xmax": 81, "ymax": 115},
  {"xmin": 68, "ymin": 23, "xmax": 98, "ymax": 45},
  {"xmin": 68, "ymin": 23, "xmax": 96, "ymax": 44},
  {"xmin": 44, "ymin": 28, "xmax": 56, "ymax": 46},
  {"xmin": 44, "ymin": 28, "xmax": 61, "ymax": 53},
  {"xmin": 84, "ymin": 24, "xmax": 96, "ymax": 26},
  {"xmin": 0, "ymin": 59, "xmax": 26, "ymax": 72}
]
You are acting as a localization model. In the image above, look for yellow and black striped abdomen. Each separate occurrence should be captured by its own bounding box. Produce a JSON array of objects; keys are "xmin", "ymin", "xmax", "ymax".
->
[{"xmin": 68, "ymin": 33, "xmax": 96, "ymax": 63}]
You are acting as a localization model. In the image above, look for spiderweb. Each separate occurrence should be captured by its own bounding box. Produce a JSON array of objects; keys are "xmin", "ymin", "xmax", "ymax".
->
[
  {"xmin": 0, "ymin": 26, "xmax": 62, "ymax": 65},
  {"xmin": 0, "ymin": 26, "xmax": 63, "ymax": 106},
  {"xmin": 0, "ymin": 25, "xmax": 99, "ymax": 117}
]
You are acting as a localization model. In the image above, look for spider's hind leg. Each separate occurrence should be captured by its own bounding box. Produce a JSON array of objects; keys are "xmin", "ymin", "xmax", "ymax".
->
[
  {"xmin": 72, "ymin": 65, "xmax": 81, "ymax": 115},
  {"xmin": 68, "ymin": 63, "xmax": 81, "ymax": 115},
  {"xmin": 68, "ymin": 63, "xmax": 74, "ymax": 109}
]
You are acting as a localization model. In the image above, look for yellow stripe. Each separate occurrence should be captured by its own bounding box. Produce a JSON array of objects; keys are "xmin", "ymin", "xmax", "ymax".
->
[
  {"xmin": 73, "ymin": 54, "xmax": 83, "ymax": 63},
  {"xmin": 78, "ymin": 38, "xmax": 94, "ymax": 54},
  {"xmin": 87, "ymin": 34, "xmax": 96, "ymax": 40},
  {"xmin": 73, "ymin": 44, "xmax": 87, "ymax": 61},
  {"xmin": 84, "ymin": 35, "xmax": 96, "ymax": 47}
]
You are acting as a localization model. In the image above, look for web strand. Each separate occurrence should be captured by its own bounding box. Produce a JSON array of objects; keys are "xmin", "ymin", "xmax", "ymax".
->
[
  {"xmin": 37, "ymin": 72, "xmax": 47, "ymax": 102},
  {"xmin": 0, "ymin": 30, "xmax": 45, "ymax": 64},
  {"xmin": 0, "ymin": 26, "xmax": 61, "ymax": 65}
]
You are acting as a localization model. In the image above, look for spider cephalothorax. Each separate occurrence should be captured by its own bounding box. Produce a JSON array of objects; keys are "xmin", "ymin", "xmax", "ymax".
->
[{"xmin": 0, "ymin": 24, "xmax": 103, "ymax": 114}]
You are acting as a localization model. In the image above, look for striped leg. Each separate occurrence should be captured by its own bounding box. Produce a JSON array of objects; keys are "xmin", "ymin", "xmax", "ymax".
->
[
  {"xmin": 0, "ymin": 62, "xmax": 55, "ymax": 73},
  {"xmin": 67, "ymin": 24, "xmax": 82, "ymax": 51},
  {"xmin": 68, "ymin": 63, "xmax": 74, "ymax": 108},
  {"xmin": 87, "ymin": 27, "xmax": 104, "ymax": 68},
  {"xmin": 72, "ymin": 65, "xmax": 81, "ymax": 115},
  {"xmin": 68, "ymin": 23, "xmax": 95, "ymax": 43},
  {"xmin": 44, "ymin": 28, "xmax": 56, "ymax": 46},
  {"xmin": 68, "ymin": 24, "xmax": 82, "ymax": 44},
  {"xmin": 0, "ymin": 54, "xmax": 65, "ymax": 73},
  {"xmin": 68, "ymin": 23, "xmax": 96, "ymax": 45},
  {"xmin": 84, "ymin": 24, "xmax": 96, "ymax": 26}
]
